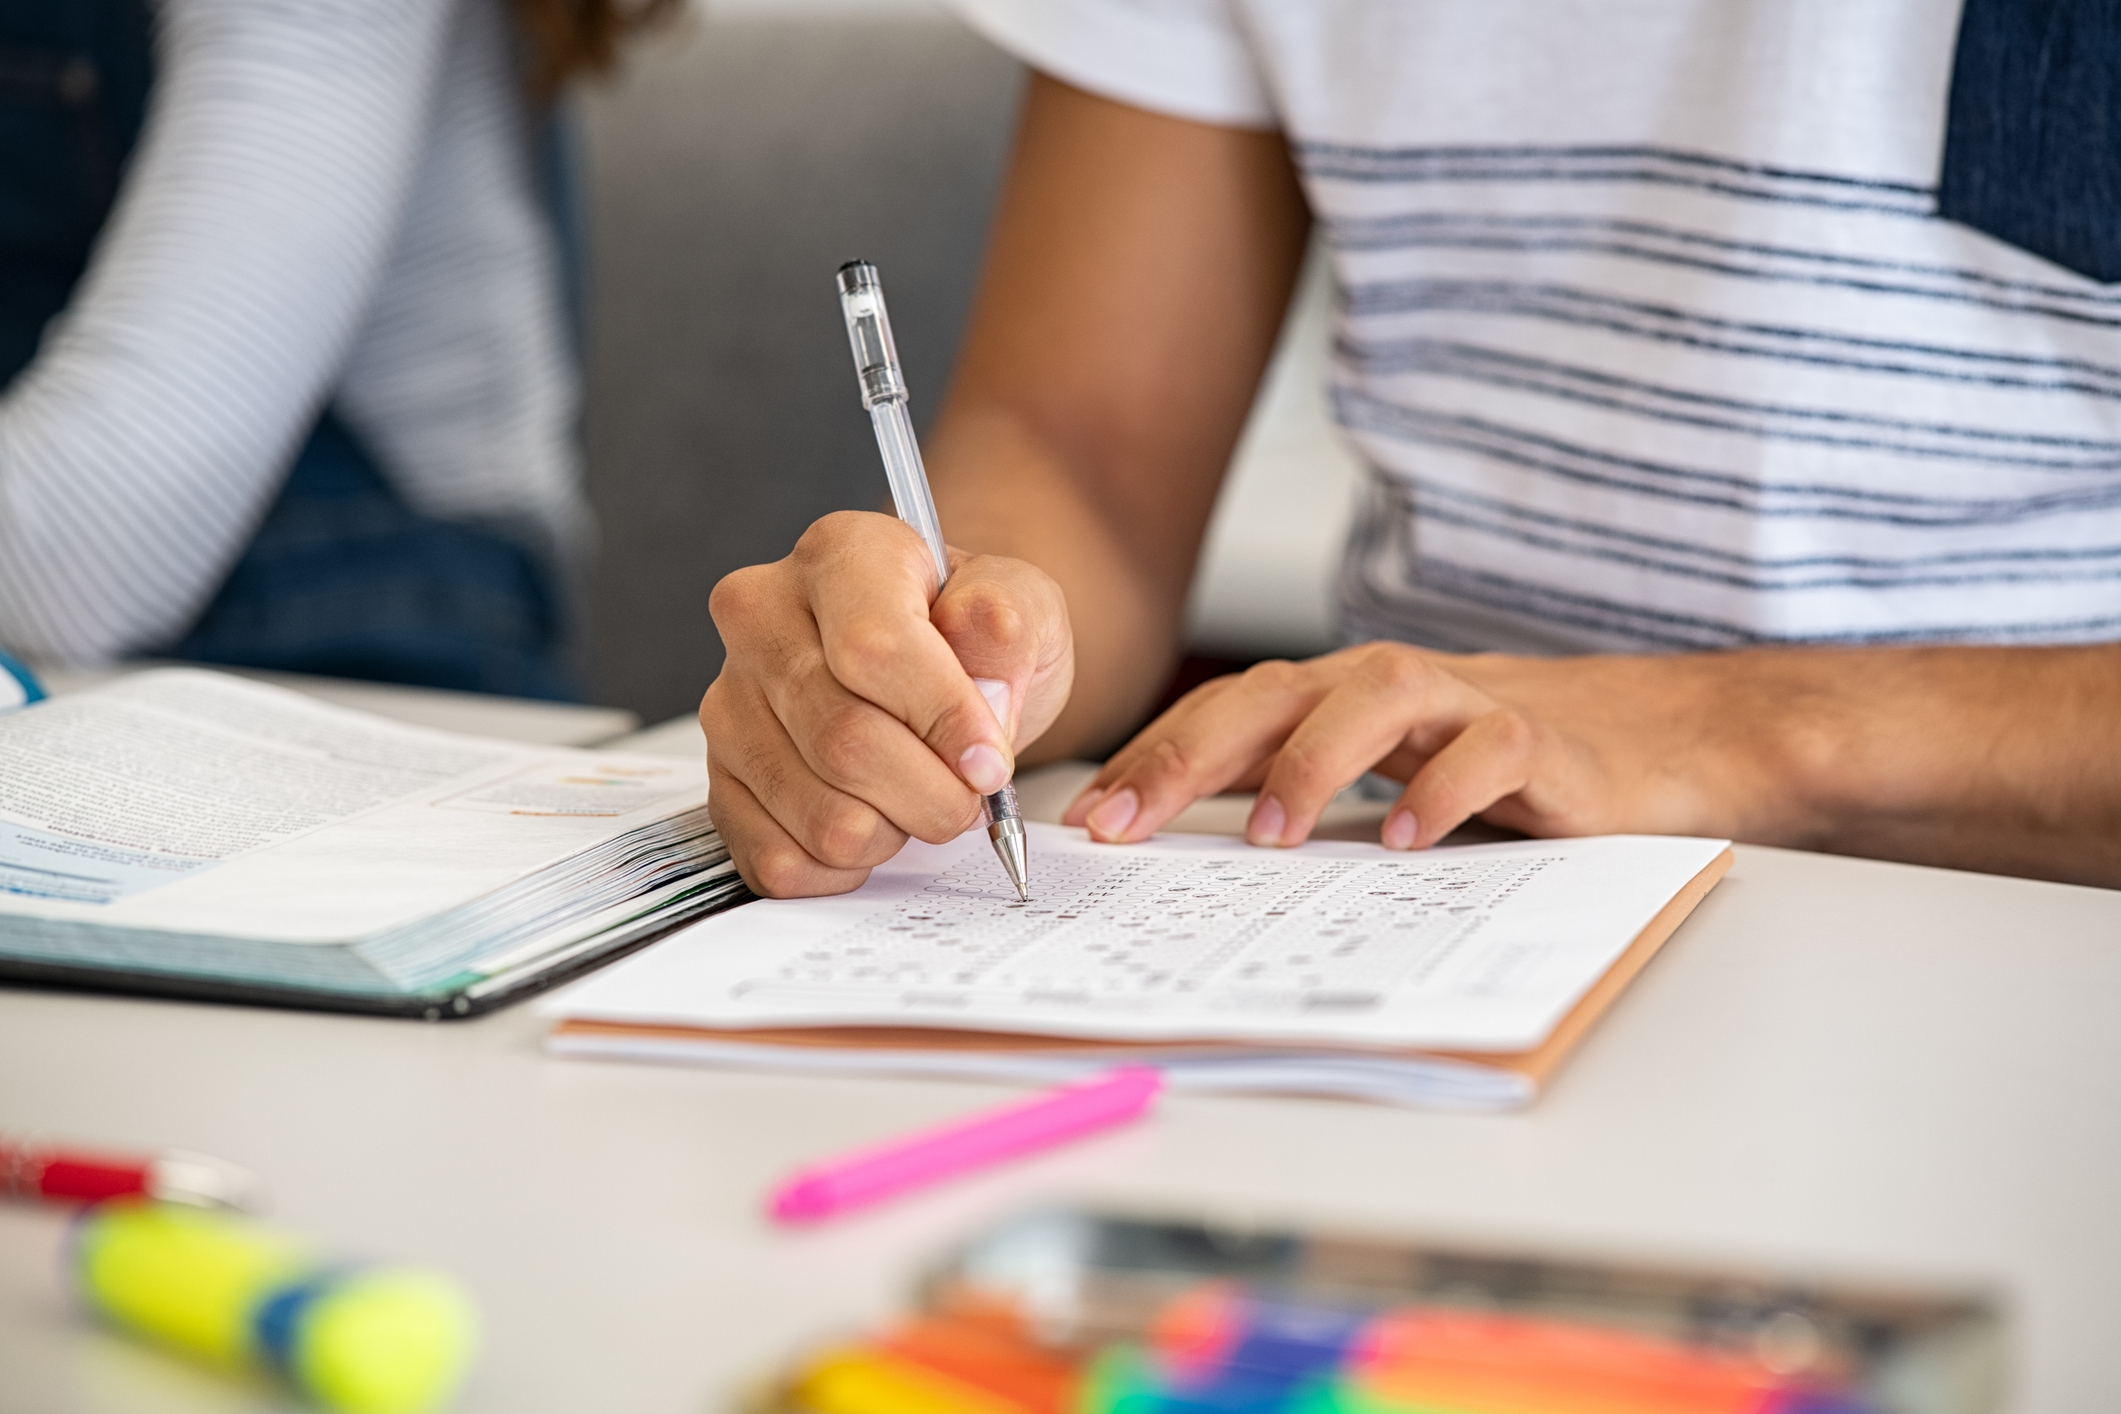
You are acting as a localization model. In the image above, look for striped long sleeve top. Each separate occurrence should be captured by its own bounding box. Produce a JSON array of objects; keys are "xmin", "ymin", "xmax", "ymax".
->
[{"xmin": 0, "ymin": 0, "xmax": 584, "ymax": 665}]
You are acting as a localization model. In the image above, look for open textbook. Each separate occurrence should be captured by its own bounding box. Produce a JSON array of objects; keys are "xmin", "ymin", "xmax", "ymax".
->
[
  {"xmin": 546, "ymin": 824, "xmax": 1732, "ymax": 1109},
  {"xmin": 0, "ymin": 670, "xmax": 742, "ymax": 1016}
]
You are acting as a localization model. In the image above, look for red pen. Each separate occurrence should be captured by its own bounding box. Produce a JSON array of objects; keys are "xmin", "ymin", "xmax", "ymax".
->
[{"xmin": 1, "ymin": 1134, "xmax": 256, "ymax": 1209}]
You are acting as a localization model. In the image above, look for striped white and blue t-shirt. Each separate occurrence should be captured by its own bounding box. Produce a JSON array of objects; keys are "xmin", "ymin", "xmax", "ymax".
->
[{"xmin": 955, "ymin": 0, "xmax": 2121, "ymax": 655}]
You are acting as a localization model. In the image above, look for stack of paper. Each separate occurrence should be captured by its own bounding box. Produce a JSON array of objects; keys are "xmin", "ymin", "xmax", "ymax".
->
[
  {"xmin": 544, "ymin": 824, "xmax": 1731, "ymax": 1109},
  {"xmin": 0, "ymin": 671, "xmax": 742, "ymax": 1016}
]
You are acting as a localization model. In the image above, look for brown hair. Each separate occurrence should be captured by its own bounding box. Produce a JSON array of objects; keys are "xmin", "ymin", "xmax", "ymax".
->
[{"xmin": 513, "ymin": 0, "xmax": 684, "ymax": 100}]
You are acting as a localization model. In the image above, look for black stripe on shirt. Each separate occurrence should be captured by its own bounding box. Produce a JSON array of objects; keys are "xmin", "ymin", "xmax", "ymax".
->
[
  {"xmin": 1332, "ymin": 387, "xmax": 2121, "ymax": 523},
  {"xmin": 1352, "ymin": 553, "xmax": 2121, "ymax": 651},
  {"xmin": 1401, "ymin": 474, "xmax": 2121, "ymax": 580},
  {"xmin": 1338, "ymin": 335, "xmax": 2121, "ymax": 470},
  {"xmin": 1296, "ymin": 142, "xmax": 1932, "ymax": 195},
  {"xmin": 1412, "ymin": 495, "xmax": 2121, "ymax": 593},
  {"xmin": 1332, "ymin": 213, "xmax": 2121, "ymax": 309},
  {"xmin": 1333, "ymin": 226, "xmax": 2121, "ymax": 330},
  {"xmin": 1338, "ymin": 279, "xmax": 2121, "ymax": 401},
  {"xmin": 1296, "ymin": 143, "xmax": 1933, "ymax": 216}
]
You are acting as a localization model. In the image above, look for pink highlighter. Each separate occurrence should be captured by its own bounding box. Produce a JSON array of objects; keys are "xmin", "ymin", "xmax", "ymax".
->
[{"xmin": 768, "ymin": 1066, "xmax": 1164, "ymax": 1224}]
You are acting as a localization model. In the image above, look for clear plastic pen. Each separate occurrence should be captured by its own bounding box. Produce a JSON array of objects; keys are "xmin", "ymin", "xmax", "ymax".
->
[{"xmin": 836, "ymin": 260, "xmax": 1029, "ymax": 902}]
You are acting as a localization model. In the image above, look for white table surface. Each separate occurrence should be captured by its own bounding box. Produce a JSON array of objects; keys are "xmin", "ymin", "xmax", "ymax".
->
[{"xmin": 3, "ymin": 710, "xmax": 2118, "ymax": 1414}]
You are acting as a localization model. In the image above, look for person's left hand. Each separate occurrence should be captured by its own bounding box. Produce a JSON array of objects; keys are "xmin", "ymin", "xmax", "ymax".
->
[{"xmin": 1061, "ymin": 641, "xmax": 1795, "ymax": 850}]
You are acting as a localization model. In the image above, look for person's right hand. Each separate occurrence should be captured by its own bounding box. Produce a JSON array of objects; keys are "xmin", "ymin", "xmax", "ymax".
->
[{"xmin": 701, "ymin": 510, "xmax": 1074, "ymax": 898}]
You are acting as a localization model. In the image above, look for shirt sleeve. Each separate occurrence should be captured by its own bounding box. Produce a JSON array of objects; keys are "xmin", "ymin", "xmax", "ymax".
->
[
  {"xmin": 0, "ymin": 0, "xmax": 456, "ymax": 665},
  {"xmin": 950, "ymin": 0, "xmax": 1278, "ymax": 131}
]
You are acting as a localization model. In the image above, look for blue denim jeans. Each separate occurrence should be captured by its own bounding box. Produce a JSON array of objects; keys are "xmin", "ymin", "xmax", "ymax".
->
[{"xmin": 0, "ymin": 0, "xmax": 579, "ymax": 699}]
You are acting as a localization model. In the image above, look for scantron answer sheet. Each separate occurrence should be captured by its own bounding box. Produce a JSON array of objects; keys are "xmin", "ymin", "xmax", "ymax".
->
[{"xmin": 548, "ymin": 823, "xmax": 1729, "ymax": 1053}]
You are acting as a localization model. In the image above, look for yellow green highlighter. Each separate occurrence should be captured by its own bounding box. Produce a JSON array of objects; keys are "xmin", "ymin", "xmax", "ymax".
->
[{"xmin": 74, "ymin": 1201, "xmax": 477, "ymax": 1414}]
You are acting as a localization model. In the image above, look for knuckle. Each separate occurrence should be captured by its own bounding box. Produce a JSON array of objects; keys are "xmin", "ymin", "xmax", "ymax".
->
[
  {"xmin": 1488, "ymin": 708, "xmax": 1538, "ymax": 756},
  {"xmin": 810, "ymin": 799, "xmax": 887, "ymax": 870},
  {"xmin": 830, "ymin": 616, "xmax": 906, "ymax": 689},
  {"xmin": 795, "ymin": 510, "xmax": 872, "ymax": 560},
  {"xmin": 1142, "ymin": 734, "xmax": 1199, "ymax": 786},
  {"xmin": 698, "ymin": 674, "xmax": 757, "ymax": 741},
  {"xmin": 1273, "ymin": 738, "xmax": 1333, "ymax": 791},
  {"xmin": 748, "ymin": 842, "xmax": 816, "ymax": 899},
  {"xmin": 1183, "ymin": 673, "xmax": 1237, "ymax": 707},
  {"xmin": 944, "ymin": 583, "xmax": 1027, "ymax": 647},
  {"xmin": 707, "ymin": 564, "xmax": 775, "ymax": 627},
  {"xmin": 1360, "ymin": 643, "xmax": 1433, "ymax": 695},
  {"xmin": 808, "ymin": 702, "xmax": 877, "ymax": 782},
  {"xmin": 696, "ymin": 680, "xmax": 726, "ymax": 735},
  {"xmin": 1241, "ymin": 658, "xmax": 1302, "ymax": 695}
]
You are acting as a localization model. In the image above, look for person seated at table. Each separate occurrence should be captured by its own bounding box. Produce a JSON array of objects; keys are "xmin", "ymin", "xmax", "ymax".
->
[
  {"xmin": 0, "ymin": 0, "xmax": 668, "ymax": 698},
  {"xmin": 700, "ymin": 0, "xmax": 2121, "ymax": 890}
]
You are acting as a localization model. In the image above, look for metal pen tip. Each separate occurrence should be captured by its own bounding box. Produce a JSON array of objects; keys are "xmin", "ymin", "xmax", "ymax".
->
[{"xmin": 988, "ymin": 814, "xmax": 1030, "ymax": 903}]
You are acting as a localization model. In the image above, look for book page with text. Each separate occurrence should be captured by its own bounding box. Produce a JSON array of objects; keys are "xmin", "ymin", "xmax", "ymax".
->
[{"xmin": 0, "ymin": 671, "xmax": 705, "ymax": 942}]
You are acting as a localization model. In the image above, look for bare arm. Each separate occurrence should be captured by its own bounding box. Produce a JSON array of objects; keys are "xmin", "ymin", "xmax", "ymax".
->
[
  {"xmin": 1644, "ymin": 642, "xmax": 2121, "ymax": 884},
  {"xmin": 948, "ymin": 90, "xmax": 2121, "ymax": 888},
  {"xmin": 705, "ymin": 72, "xmax": 2121, "ymax": 895},
  {"xmin": 1066, "ymin": 639, "xmax": 2121, "ymax": 887},
  {"xmin": 700, "ymin": 75, "xmax": 1307, "ymax": 897},
  {"xmin": 923, "ymin": 74, "xmax": 1311, "ymax": 760}
]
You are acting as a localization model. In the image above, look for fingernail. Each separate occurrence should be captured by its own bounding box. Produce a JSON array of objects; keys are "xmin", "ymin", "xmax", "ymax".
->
[
  {"xmin": 1064, "ymin": 786, "xmax": 1106, "ymax": 825},
  {"xmin": 1247, "ymin": 794, "xmax": 1287, "ymax": 847},
  {"xmin": 1382, "ymin": 808, "xmax": 1418, "ymax": 850},
  {"xmin": 958, "ymin": 743, "xmax": 1010, "ymax": 794},
  {"xmin": 972, "ymin": 676, "xmax": 1011, "ymax": 730},
  {"xmin": 1086, "ymin": 787, "xmax": 1139, "ymax": 840}
]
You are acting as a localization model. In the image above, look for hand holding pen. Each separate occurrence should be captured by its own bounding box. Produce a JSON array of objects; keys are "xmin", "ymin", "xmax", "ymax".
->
[
  {"xmin": 697, "ymin": 276, "xmax": 1075, "ymax": 900},
  {"xmin": 835, "ymin": 262, "xmax": 1029, "ymax": 899}
]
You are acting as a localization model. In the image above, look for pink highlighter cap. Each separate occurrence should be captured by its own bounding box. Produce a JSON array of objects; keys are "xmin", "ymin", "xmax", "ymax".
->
[
  {"xmin": 768, "ymin": 1176, "xmax": 841, "ymax": 1223},
  {"xmin": 768, "ymin": 1066, "xmax": 1163, "ymax": 1224}
]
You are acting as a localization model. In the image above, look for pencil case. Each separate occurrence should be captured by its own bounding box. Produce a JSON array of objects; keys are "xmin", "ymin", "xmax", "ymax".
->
[{"xmin": 749, "ymin": 1207, "xmax": 2005, "ymax": 1414}]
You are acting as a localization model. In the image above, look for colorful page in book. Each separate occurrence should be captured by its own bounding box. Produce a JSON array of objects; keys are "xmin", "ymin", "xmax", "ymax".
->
[{"xmin": 544, "ymin": 824, "xmax": 1730, "ymax": 1054}]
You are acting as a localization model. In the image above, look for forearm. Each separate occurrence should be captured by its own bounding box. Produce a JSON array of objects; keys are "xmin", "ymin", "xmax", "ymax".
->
[
  {"xmin": 1768, "ymin": 642, "xmax": 2121, "ymax": 883},
  {"xmin": 925, "ymin": 403, "xmax": 1190, "ymax": 761},
  {"xmin": 1469, "ymin": 642, "xmax": 2121, "ymax": 885},
  {"xmin": 916, "ymin": 75, "xmax": 1309, "ymax": 760}
]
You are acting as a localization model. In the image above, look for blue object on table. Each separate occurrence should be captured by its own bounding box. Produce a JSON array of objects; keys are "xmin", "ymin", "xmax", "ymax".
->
[
  {"xmin": 0, "ymin": 648, "xmax": 45, "ymax": 712},
  {"xmin": 1208, "ymin": 1297, "xmax": 1369, "ymax": 1382}
]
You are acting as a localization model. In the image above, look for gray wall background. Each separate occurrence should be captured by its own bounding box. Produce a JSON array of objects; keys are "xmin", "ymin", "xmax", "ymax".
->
[{"xmin": 577, "ymin": 14, "xmax": 1024, "ymax": 723}]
